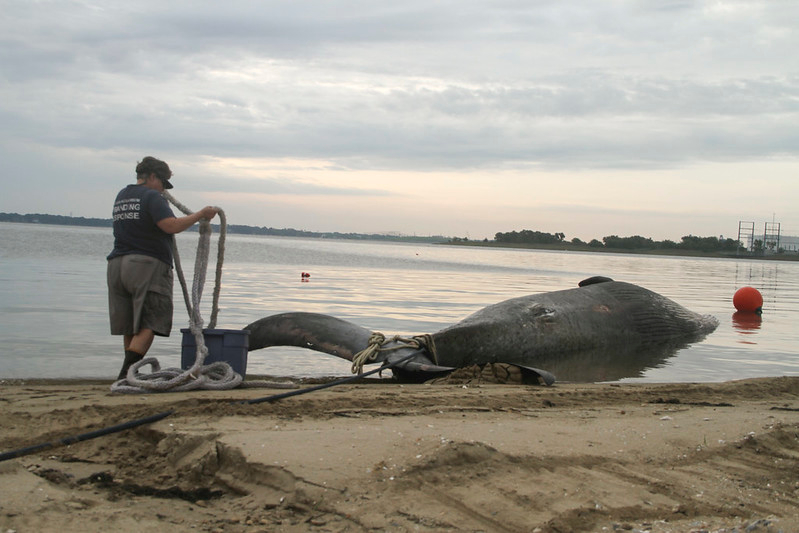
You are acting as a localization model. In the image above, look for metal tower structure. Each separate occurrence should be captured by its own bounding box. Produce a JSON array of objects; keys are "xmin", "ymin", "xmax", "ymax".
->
[
  {"xmin": 764, "ymin": 222, "xmax": 781, "ymax": 252},
  {"xmin": 737, "ymin": 221, "xmax": 755, "ymax": 253}
]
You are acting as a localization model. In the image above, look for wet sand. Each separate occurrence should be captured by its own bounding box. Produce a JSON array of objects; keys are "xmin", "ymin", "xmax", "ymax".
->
[{"xmin": 2, "ymin": 374, "xmax": 799, "ymax": 532}]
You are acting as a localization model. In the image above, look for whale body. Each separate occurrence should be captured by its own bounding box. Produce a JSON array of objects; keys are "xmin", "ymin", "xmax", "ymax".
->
[{"xmin": 244, "ymin": 278, "xmax": 719, "ymax": 384}]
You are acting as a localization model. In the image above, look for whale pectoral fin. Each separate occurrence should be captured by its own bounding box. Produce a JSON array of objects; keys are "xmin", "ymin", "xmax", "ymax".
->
[
  {"xmin": 381, "ymin": 350, "xmax": 455, "ymax": 383},
  {"xmin": 510, "ymin": 365, "xmax": 556, "ymax": 386},
  {"xmin": 384, "ymin": 351, "xmax": 454, "ymax": 373}
]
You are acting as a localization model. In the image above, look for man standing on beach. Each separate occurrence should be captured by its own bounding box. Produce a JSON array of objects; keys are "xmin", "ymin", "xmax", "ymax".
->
[{"xmin": 107, "ymin": 156, "xmax": 219, "ymax": 380}]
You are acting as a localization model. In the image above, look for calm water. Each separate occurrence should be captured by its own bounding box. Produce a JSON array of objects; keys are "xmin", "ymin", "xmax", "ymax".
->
[{"xmin": 1, "ymin": 222, "xmax": 798, "ymax": 382}]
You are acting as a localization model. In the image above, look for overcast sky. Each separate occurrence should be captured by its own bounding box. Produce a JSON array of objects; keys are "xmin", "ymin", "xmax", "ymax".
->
[{"xmin": 1, "ymin": 0, "xmax": 797, "ymax": 241}]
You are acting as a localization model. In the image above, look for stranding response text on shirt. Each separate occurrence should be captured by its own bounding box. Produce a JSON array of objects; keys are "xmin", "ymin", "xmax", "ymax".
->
[{"xmin": 113, "ymin": 197, "xmax": 141, "ymax": 221}]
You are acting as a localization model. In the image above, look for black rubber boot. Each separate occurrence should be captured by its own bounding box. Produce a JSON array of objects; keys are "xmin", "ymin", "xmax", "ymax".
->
[{"xmin": 117, "ymin": 350, "xmax": 144, "ymax": 380}]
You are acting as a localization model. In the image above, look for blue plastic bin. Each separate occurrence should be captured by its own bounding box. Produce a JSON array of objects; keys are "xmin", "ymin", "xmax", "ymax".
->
[{"xmin": 181, "ymin": 328, "xmax": 249, "ymax": 377}]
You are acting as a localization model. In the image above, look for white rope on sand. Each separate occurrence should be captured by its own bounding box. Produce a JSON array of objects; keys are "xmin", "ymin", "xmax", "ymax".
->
[{"xmin": 111, "ymin": 194, "xmax": 297, "ymax": 393}]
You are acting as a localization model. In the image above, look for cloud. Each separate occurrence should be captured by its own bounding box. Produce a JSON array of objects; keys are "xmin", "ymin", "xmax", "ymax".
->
[
  {"xmin": 189, "ymin": 173, "xmax": 394, "ymax": 197},
  {"xmin": 0, "ymin": 0, "xmax": 797, "ymax": 238}
]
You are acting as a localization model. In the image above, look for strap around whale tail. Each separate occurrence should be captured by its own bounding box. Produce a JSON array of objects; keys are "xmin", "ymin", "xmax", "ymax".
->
[{"xmin": 351, "ymin": 332, "xmax": 438, "ymax": 374}]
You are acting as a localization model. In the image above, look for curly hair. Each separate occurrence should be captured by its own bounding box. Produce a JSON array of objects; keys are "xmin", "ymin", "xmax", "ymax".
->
[{"xmin": 135, "ymin": 156, "xmax": 172, "ymax": 181}]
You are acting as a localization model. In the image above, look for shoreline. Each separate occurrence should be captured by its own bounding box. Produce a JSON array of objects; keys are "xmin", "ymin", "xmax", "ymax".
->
[
  {"xmin": 4, "ymin": 218, "xmax": 796, "ymax": 261},
  {"xmin": 2, "ymin": 376, "xmax": 799, "ymax": 532},
  {"xmin": 442, "ymin": 240, "xmax": 799, "ymax": 261}
]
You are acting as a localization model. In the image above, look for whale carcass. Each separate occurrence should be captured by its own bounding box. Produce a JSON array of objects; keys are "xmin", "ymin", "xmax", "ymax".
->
[{"xmin": 244, "ymin": 278, "xmax": 719, "ymax": 384}]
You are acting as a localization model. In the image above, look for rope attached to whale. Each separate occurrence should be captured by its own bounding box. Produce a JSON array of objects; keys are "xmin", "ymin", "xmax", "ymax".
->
[{"xmin": 351, "ymin": 333, "xmax": 438, "ymax": 374}]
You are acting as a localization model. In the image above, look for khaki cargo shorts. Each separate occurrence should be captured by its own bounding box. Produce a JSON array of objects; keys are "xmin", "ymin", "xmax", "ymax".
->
[{"xmin": 107, "ymin": 254, "xmax": 174, "ymax": 336}]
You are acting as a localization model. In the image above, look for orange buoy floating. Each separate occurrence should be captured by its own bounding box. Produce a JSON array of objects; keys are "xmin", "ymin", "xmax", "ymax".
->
[{"xmin": 733, "ymin": 286, "xmax": 763, "ymax": 314}]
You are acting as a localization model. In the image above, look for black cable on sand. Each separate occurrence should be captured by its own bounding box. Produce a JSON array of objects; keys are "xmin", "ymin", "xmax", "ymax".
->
[
  {"xmin": 0, "ymin": 354, "xmax": 419, "ymax": 462},
  {"xmin": 0, "ymin": 410, "xmax": 175, "ymax": 462}
]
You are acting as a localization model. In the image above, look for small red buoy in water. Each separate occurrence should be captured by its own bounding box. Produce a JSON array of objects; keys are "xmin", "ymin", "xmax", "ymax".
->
[
  {"xmin": 301, "ymin": 272, "xmax": 310, "ymax": 278},
  {"xmin": 733, "ymin": 286, "xmax": 763, "ymax": 313}
]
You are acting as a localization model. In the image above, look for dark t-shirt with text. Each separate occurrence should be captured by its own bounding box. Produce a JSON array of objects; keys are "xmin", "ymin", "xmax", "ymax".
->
[{"xmin": 107, "ymin": 184, "xmax": 175, "ymax": 266}]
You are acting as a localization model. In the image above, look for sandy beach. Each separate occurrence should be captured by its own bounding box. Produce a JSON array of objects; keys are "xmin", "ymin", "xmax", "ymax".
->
[{"xmin": 2, "ymin": 372, "xmax": 798, "ymax": 533}]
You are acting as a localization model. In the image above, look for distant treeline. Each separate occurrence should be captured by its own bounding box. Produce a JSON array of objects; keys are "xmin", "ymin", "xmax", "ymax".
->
[
  {"xmin": 224, "ymin": 224, "xmax": 448, "ymax": 243},
  {"xmin": 486, "ymin": 229, "xmax": 745, "ymax": 253},
  {"xmin": 445, "ymin": 229, "xmax": 752, "ymax": 254},
  {"xmin": 0, "ymin": 212, "xmax": 112, "ymax": 227},
  {"xmin": 0, "ymin": 212, "xmax": 448, "ymax": 244}
]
